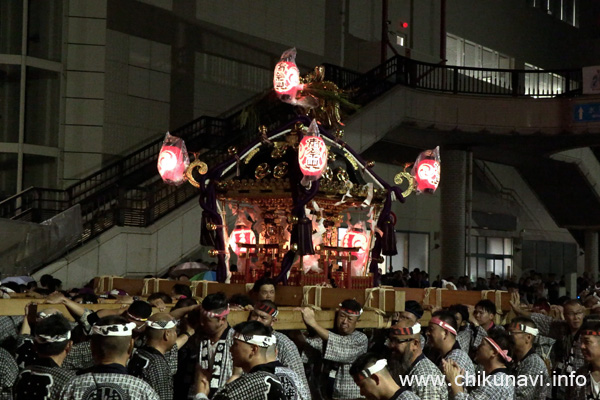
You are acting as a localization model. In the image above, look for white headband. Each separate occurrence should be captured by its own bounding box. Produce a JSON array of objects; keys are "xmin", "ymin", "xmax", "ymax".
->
[
  {"xmin": 37, "ymin": 311, "xmax": 54, "ymax": 319},
  {"xmin": 360, "ymin": 359, "xmax": 388, "ymax": 379},
  {"xmin": 147, "ymin": 320, "xmax": 178, "ymax": 330},
  {"xmin": 92, "ymin": 322, "xmax": 137, "ymax": 337},
  {"xmin": 510, "ymin": 323, "xmax": 539, "ymax": 336},
  {"xmin": 35, "ymin": 330, "xmax": 71, "ymax": 343},
  {"xmin": 233, "ymin": 332, "xmax": 277, "ymax": 348}
]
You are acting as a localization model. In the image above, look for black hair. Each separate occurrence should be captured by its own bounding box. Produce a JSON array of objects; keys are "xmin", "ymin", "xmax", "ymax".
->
[
  {"xmin": 404, "ymin": 300, "xmax": 423, "ymax": 319},
  {"xmin": 127, "ymin": 300, "xmax": 152, "ymax": 319},
  {"xmin": 72, "ymin": 293, "xmax": 98, "ymax": 304},
  {"xmin": 2, "ymin": 282, "xmax": 20, "ymax": 293},
  {"xmin": 252, "ymin": 277, "xmax": 275, "ymax": 293},
  {"xmin": 475, "ymin": 299, "xmax": 496, "ymax": 315},
  {"xmin": 49, "ymin": 279, "xmax": 62, "ymax": 292},
  {"xmin": 229, "ymin": 293, "xmax": 254, "ymax": 307},
  {"xmin": 557, "ymin": 296, "xmax": 571, "ymax": 306},
  {"xmin": 187, "ymin": 307, "xmax": 202, "ymax": 329},
  {"xmin": 172, "ymin": 297, "xmax": 198, "ymax": 310},
  {"xmin": 487, "ymin": 328, "xmax": 514, "ymax": 364},
  {"xmin": 448, "ymin": 304, "xmax": 469, "ymax": 323},
  {"xmin": 563, "ymin": 299, "xmax": 583, "ymax": 308},
  {"xmin": 40, "ymin": 274, "xmax": 53, "ymax": 287},
  {"xmin": 90, "ymin": 315, "xmax": 132, "ymax": 360},
  {"xmin": 431, "ymin": 310, "xmax": 458, "ymax": 332},
  {"xmin": 350, "ymin": 352, "xmax": 383, "ymax": 377},
  {"xmin": 340, "ymin": 299, "xmax": 362, "ymax": 314},
  {"xmin": 148, "ymin": 292, "xmax": 172, "ymax": 304},
  {"xmin": 172, "ymin": 284, "xmax": 193, "ymax": 299},
  {"xmin": 202, "ymin": 292, "xmax": 228, "ymax": 312},
  {"xmin": 233, "ymin": 320, "xmax": 273, "ymax": 337},
  {"xmin": 35, "ymin": 314, "xmax": 72, "ymax": 356},
  {"xmin": 532, "ymin": 298, "xmax": 551, "ymax": 312},
  {"xmin": 256, "ymin": 300, "xmax": 278, "ymax": 311},
  {"xmin": 581, "ymin": 318, "xmax": 600, "ymax": 333}
]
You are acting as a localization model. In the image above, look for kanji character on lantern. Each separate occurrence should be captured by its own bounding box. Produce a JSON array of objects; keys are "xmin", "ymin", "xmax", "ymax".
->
[
  {"xmin": 298, "ymin": 120, "xmax": 328, "ymax": 184},
  {"xmin": 273, "ymin": 48, "xmax": 302, "ymax": 100}
]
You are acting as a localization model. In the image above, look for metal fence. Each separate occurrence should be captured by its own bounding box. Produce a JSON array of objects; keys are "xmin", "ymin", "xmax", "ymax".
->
[{"xmin": 0, "ymin": 55, "xmax": 584, "ymax": 261}]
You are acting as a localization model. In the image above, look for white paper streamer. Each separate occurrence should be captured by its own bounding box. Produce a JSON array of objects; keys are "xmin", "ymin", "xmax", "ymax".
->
[{"xmin": 361, "ymin": 183, "xmax": 374, "ymax": 208}]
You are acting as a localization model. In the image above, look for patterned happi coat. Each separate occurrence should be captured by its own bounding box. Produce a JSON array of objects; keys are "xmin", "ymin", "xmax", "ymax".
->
[
  {"xmin": 439, "ymin": 341, "xmax": 476, "ymax": 386},
  {"xmin": 198, "ymin": 327, "xmax": 235, "ymax": 398},
  {"xmin": 212, "ymin": 368, "xmax": 286, "ymax": 400},
  {"xmin": 129, "ymin": 346, "xmax": 174, "ymax": 400},
  {"xmin": 0, "ymin": 347, "xmax": 18, "ymax": 400},
  {"xmin": 407, "ymin": 353, "xmax": 448, "ymax": 400},
  {"xmin": 60, "ymin": 363, "xmax": 160, "ymax": 400},
  {"xmin": 14, "ymin": 357, "xmax": 75, "ymax": 400},
  {"xmin": 512, "ymin": 348, "xmax": 551, "ymax": 400},
  {"xmin": 274, "ymin": 331, "xmax": 310, "ymax": 397},
  {"xmin": 305, "ymin": 330, "xmax": 368, "ymax": 399},
  {"xmin": 531, "ymin": 312, "xmax": 584, "ymax": 399},
  {"xmin": 455, "ymin": 368, "xmax": 514, "ymax": 400}
]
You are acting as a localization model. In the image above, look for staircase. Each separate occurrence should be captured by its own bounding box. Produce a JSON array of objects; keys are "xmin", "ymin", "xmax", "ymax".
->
[{"xmin": 0, "ymin": 55, "xmax": 585, "ymax": 280}]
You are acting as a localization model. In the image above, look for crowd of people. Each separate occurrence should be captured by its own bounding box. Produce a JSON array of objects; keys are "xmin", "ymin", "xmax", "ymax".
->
[
  {"xmin": 380, "ymin": 268, "xmax": 599, "ymax": 307},
  {"xmin": 0, "ymin": 272, "xmax": 599, "ymax": 399}
]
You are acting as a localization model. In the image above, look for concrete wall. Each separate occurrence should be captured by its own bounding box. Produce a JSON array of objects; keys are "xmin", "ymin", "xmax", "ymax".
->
[
  {"xmin": 347, "ymin": 0, "xmax": 600, "ymax": 69},
  {"xmin": 61, "ymin": 0, "xmax": 600, "ymax": 184},
  {"xmin": 34, "ymin": 199, "xmax": 203, "ymax": 289},
  {"xmin": 63, "ymin": 0, "xmax": 108, "ymax": 186},
  {"xmin": 50, "ymin": 0, "xmax": 595, "ymax": 285}
]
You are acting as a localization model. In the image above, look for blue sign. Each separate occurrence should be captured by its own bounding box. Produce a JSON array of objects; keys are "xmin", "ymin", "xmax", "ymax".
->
[{"xmin": 574, "ymin": 103, "xmax": 600, "ymax": 122}]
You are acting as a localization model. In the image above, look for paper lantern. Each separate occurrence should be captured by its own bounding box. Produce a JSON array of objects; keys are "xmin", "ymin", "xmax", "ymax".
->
[
  {"xmin": 342, "ymin": 229, "xmax": 369, "ymax": 274},
  {"xmin": 158, "ymin": 145, "xmax": 186, "ymax": 185},
  {"xmin": 415, "ymin": 159, "xmax": 440, "ymax": 193},
  {"xmin": 298, "ymin": 135, "xmax": 328, "ymax": 177},
  {"xmin": 229, "ymin": 226, "xmax": 257, "ymax": 256},
  {"xmin": 273, "ymin": 60, "xmax": 300, "ymax": 96}
]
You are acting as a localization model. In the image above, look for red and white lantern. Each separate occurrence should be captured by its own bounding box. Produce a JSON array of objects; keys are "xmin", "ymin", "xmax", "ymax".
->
[
  {"xmin": 412, "ymin": 146, "xmax": 441, "ymax": 194},
  {"xmin": 157, "ymin": 132, "xmax": 189, "ymax": 185},
  {"xmin": 341, "ymin": 228, "xmax": 369, "ymax": 275},
  {"xmin": 229, "ymin": 226, "xmax": 257, "ymax": 256},
  {"xmin": 273, "ymin": 60, "xmax": 300, "ymax": 96},
  {"xmin": 415, "ymin": 158, "xmax": 440, "ymax": 193},
  {"xmin": 298, "ymin": 135, "xmax": 328, "ymax": 178}
]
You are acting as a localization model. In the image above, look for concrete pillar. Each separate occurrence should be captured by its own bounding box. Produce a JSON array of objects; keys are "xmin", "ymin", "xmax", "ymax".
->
[
  {"xmin": 565, "ymin": 272, "xmax": 578, "ymax": 299},
  {"xmin": 440, "ymin": 148, "xmax": 467, "ymax": 279},
  {"xmin": 169, "ymin": 1, "xmax": 196, "ymax": 130},
  {"xmin": 585, "ymin": 230, "xmax": 599, "ymax": 284},
  {"xmin": 324, "ymin": 0, "xmax": 345, "ymax": 66}
]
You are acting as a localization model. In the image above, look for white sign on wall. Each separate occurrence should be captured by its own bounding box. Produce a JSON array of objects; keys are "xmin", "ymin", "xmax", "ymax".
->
[{"xmin": 582, "ymin": 66, "xmax": 600, "ymax": 94}]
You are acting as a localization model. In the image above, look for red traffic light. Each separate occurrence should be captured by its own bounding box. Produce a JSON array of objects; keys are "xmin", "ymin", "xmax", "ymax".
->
[{"xmin": 400, "ymin": 21, "xmax": 408, "ymax": 29}]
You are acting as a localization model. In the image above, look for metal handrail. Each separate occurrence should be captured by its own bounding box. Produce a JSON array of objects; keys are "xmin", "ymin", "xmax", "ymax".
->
[
  {"xmin": 0, "ymin": 55, "xmax": 585, "ymax": 264},
  {"xmin": 325, "ymin": 55, "xmax": 582, "ymax": 100}
]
